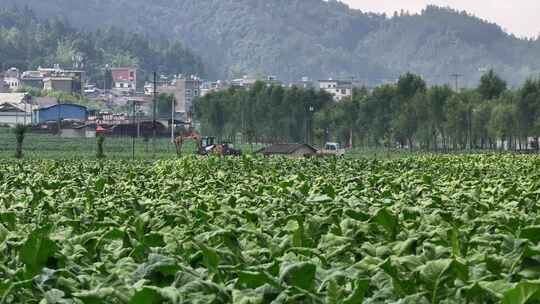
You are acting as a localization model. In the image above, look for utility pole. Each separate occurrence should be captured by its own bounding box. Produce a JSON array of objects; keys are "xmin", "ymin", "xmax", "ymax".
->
[
  {"xmin": 306, "ymin": 106, "xmax": 314, "ymax": 145},
  {"xmin": 241, "ymin": 94, "xmax": 245, "ymax": 145},
  {"xmin": 23, "ymin": 94, "xmax": 27, "ymax": 125},
  {"xmin": 132, "ymin": 99, "xmax": 136, "ymax": 160},
  {"xmin": 349, "ymin": 76, "xmax": 355, "ymax": 149},
  {"xmin": 152, "ymin": 72, "xmax": 157, "ymax": 156},
  {"xmin": 170, "ymin": 95, "xmax": 176, "ymax": 143},
  {"xmin": 350, "ymin": 76, "xmax": 355, "ymax": 101},
  {"xmin": 450, "ymin": 73, "xmax": 462, "ymax": 92}
]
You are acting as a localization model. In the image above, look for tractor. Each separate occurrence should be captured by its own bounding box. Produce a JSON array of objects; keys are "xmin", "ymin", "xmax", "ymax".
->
[{"xmin": 174, "ymin": 131, "xmax": 242, "ymax": 156}]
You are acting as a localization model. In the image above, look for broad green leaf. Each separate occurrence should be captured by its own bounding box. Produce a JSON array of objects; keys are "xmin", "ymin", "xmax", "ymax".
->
[
  {"xmin": 199, "ymin": 243, "xmax": 220, "ymax": 276},
  {"xmin": 343, "ymin": 279, "xmax": 370, "ymax": 304},
  {"xmin": 73, "ymin": 288, "xmax": 115, "ymax": 304},
  {"xmin": 380, "ymin": 258, "xmax": 416, "ymax": 296},
  {"xmin": 448, "ymin": 226, "xmax": 460, "ymax": 257},
  {"xmin": 372, "ymin": 208, "xmax": 399, "ymax": 239},
  {"xmin": 129, "ymin": 287, "xmax": 162, "ymax": 304},
  {"xmin": 344, "ymin": 209, "xmax": 370, "ymax": 222},
  {"xmin": 307, "ymin": 195, "xmax": 333, "ymax": 204},
  {"xmin": 20, "ymin": 228, "xmax": 58, "ymax": 278},
  {"xmin": 42, "ymin": 289, "xmax": 67, "ymax": 304},
  {"xmin": 0, "ymin": 223, "xmax": 8, "ymax": 244},
  {"xmin": 95, "ymin": 177, "xmax": 106, "ymax": 192},
  {"xmin": 502, "ymin": 281, "xmax": 540, "ymax": 304},
  {"xmin": 521, "ymin": 226, "xmax": 540, "ymax": 243},
  {"xmin": 479, "ymin": 280, "xmax": 515, "ymax": 299},
  {"xmin": 326, "ymin": 280, "xmax": 343, "ymax": 304},
  {"xmin": 279, "ymin": 262, "xmax": 317, "ymax": 291},
  {"xmin": 232, "ymin": 289, "xmax": 264, "ymax": 304},
  {"xmin": 237, "ymin": 270, "xmax": 280, "ymax": 289},
  {"xmin": 0, "ymin": 212, "xmax": 16, "ymax": 230}
]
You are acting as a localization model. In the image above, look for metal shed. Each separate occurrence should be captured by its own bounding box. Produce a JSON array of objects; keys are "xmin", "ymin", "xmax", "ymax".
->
[{"xmin": 33, "ymin": 103, "xmax": 88, "ymax": 124}]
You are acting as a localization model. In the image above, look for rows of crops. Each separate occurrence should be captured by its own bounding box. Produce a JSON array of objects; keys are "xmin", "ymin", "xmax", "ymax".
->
[
  {"xmin": 2, "ymin": 155, "xmax": 540, "ymax": 303},
  {"xmin": 0, "ymin": 128, "xmax": 186, "ymax": 159}
]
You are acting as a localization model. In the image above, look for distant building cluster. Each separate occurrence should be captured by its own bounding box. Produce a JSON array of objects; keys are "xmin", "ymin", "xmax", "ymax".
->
[
  {"xmin": 199, "ymin": 75, "xmax": 357, "ymax": 102},
  {"xmin": 1, "ymin": 63, "xmax": 363, "ymax": 106},
  {"xmin": 2, "ymin": 65, "xmax": 85, "ymax": 95},
  {"xmin": 0, "ymin": 61, "xmax": 368, "ymax": 139}
]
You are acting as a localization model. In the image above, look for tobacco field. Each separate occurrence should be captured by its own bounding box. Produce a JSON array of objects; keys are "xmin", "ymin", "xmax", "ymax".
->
[{"xmin": 2, "ymin": 155, "xmax": 540, "ymax": 303}]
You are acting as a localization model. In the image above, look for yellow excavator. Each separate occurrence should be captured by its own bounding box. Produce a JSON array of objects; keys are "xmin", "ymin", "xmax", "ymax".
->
[{"xmin": 174, "ymin": 130, "xmax": 241, "ymax": 156}]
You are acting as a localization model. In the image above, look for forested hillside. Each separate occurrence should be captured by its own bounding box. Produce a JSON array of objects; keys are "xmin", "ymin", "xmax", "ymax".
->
[
  {"xmin": 1, "ymin": 0, "xmax": 539, "ymax": 85},
  {"xmin": 0, "ymin": 7, "xmax": 204, "ymax": 85}
]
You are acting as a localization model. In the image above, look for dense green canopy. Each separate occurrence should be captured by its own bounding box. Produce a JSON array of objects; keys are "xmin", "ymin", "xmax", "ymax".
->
[
  {"xmin": 0, "ymin": 7, "xmax": 204, "ymax": 87},
  {"xmin": 197, "ymin": 71, "xmax": 540, "ymax": 150},
  {"xmin": 4, "ymin": 1, "xmax": 540, "ymax": 85}
]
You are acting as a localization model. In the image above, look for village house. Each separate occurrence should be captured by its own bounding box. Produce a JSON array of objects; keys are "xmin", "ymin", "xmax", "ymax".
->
[
  {"xmin": 39, "ymin": 66, "xmax": 85, "ymax": 95},
  {"xmin": 200, "ymin": 80, "xmax": 227, "ymax": 97},
  {"xmin": 3, "ymin": 67, "xmax": 20, "ymax": 92},
  {"xmin": 230, "ymin": 75, "xmax": 283, "ymax": 88},
  {"xmin": 158, "ymin": 75, "xmax": 201, "ymax": 121},
  {"xmin": 0, "ymin": 93, "xmax": 33, "ymax": 125},
  {"xmin": 111, "ymin": 68, "xmax": 137, "ymax": 94},
  {"xmin": 14, "ymin": 65, "xmax": 85, "ymax": 94},
  {"xmin": 0, "ymin": 79, "xmax": 9, "ymax": 93},
  {"xmin": 44, "ymin": 77, "xmax": 74, "ymax": 94},
  {"xmin": 319, "ymin": 79, "xmax": 353, "ymax": 102},
  {"xmin": 20, "ymin": 70, "xmax": 45, "ymax": 90},
  {"xmin": 289, "ymin": 76, "xmax": 315, "ymax": 89}
]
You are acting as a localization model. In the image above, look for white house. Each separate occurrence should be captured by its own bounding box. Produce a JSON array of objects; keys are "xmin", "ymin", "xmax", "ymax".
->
[
  {"xmin": 0, "ymin": 93, "xmax": 33, "ymax": 125},
  {"xmin": 0, "ymin": 102, "xmax": 32, "ymax": 125},
  {"xmin": 3, "ymin": 68, "xmax": 20, "ymax": 92},
  {"xmin": 319, "ymin": 79, "xmax": 353, "ymax": 102},
  {"xmin": 111, "ymin": 68, "xmax": 137, "ymax": 94}
]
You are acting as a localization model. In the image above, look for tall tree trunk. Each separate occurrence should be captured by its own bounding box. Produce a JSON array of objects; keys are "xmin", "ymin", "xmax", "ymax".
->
[
  {"xmin": 15, "ymin": 141, "xmax": 22, "ymax": 159},
  {"xmin": 349, "ymin": 128, "xmax": 353, "ymax": 149}
]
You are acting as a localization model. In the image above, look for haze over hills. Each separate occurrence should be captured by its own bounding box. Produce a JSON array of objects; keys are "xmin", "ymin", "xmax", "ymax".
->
[{"xmin": 2, "ymin": 0, "xmax": 540, "ymax": 86}]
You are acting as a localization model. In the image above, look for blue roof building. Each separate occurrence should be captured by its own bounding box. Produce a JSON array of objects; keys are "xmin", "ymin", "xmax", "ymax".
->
[{"xmin": 33, "ymin": 103, "xmax": 88, "ymax": 124}]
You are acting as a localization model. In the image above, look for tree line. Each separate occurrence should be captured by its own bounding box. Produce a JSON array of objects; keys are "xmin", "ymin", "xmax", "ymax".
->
[
  {"xmin": 195, "ymin": 71, "xmax": 540, "ymax": 151},
  {"xmin": 194, "ymin": 82, "xmax": 334, "ymax": 144}
]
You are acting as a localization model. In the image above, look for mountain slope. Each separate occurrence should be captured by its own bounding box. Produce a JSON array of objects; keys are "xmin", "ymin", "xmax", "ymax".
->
[
  {"xmin": 2, "ymin": 0, "xmax": 539, "ymax": 85},
  {"xmin": 0, "ymin": 7, "xmax": 204, "ymax": 85}
]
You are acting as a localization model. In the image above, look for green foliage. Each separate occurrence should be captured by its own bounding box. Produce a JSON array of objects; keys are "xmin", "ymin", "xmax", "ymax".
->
[
  {"xmin": 0, "ymin": 7, "xmax": 204, "ymax": 85},
  {"xmin": 156, "ymin": 93, "xmax": 176, "ymax": 118},
  {"xmin": 195, "ymin": 83, "xmax": 333, "ymax": 143},
  {"xmin": 479, "ymin": 69, "xmax": 508, "ymax": 100},
  {"xmin": 19, "ymin": 228, "xmax": 58, "ymax": 278},
  {"xmin": 1, "ymin": 155, "xmax": 540, "ymax": 302},
  {"xmin": 200, "ymin": 71, "xmax": 540, "ymax": 151}
]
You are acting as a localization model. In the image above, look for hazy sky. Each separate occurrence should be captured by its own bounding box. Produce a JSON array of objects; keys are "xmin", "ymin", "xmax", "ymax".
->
[{"xmin": 342, "ymin": 0, "xmax": 540, "ymax": 38}]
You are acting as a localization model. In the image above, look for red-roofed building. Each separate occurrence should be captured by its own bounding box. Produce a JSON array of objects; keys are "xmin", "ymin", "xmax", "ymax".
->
[{"xmin": 111, "ymin": 68, "xmax": 137, "ymax": 94}]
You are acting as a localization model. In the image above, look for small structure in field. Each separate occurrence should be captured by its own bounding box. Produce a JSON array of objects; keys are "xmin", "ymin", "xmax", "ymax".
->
[
  {"xmin": 257, "ymin": 143, "xmax": 318, "ymax": 157},
  {"xmin": 60, "ymin": 124, "xmax": 101, "ymax": 138}
]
